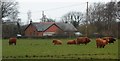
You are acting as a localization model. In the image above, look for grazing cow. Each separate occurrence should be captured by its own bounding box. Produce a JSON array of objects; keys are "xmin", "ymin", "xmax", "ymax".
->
[
  {"xmin": 52, "ymin": 39, "xmax": 62, "ymax": 45},
  {"xmin": 76, "ymin": 37, "xmax": 91, "ymax": 45},
  {"xmin": 9, "ymin": 37, "xmax": 17, "ymax": 45},
  {"xmin": 67, "ymin": 40, "xmax": 77, "ymax": 44},
  {"xmin": 96, "ymin": 38, "xmax": 108, "ymax": 48},
  {"xmin": 102, "ymin": 37, "xmax": 116, "ymax": 44}
]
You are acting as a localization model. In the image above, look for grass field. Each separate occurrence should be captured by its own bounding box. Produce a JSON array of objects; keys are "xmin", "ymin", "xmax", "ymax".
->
[{"xmin": 2, "ymin": 38, "xmax": 119, "ymax": 59}]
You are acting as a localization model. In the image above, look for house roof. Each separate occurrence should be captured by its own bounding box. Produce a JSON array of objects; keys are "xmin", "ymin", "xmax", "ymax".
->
[
  {"xmin": 56, "ymin": 22, "xmax": 77, "ymax": 32},
  {"xmin": 29, "ymin": 22, "xmax": 77, "ymax": 32},
  {"xmin": 32, "ymin": 22, "xmax": 54, "ymax": 31}
]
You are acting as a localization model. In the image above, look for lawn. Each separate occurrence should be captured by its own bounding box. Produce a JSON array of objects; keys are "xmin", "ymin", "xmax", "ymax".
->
[{"xmin": 2, "ymin": 38, "xmax": 119, "ymax": 59}]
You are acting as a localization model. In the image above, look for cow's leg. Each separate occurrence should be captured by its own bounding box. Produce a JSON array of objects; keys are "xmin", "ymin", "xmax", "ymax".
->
[
  {"xmin": 9, "ymin": 42, "xmax": 12, "ymax": 45},
  {"xmin": 96, "ymin": 43, "xmax": 99, "ymax": 48},
  {"xmin": 99, "ymin": 45, "xmax": 102, "ymax": 48},
  {"xmin": 54, "ymin": 43, "xmax": 56, "ymax": 45},
  {"xmin": 9, "ymin": 42, "xmax": 10, "ymax": 45},
  {"xmin": 97, "ymin": 45, "xmax": 98, "ymax": 48},
  {"xmin": 97, "ymin": 44, "xmax": 99, "ymax": 48},
  {"xmin": 11, "ymin": 42, "xmax": 13, "ymax": 45},
  {"xmin": 96, "ymin": 44, "xmax": 98, "ymax": 48},
  {"xmin": 14, "ymin": 42, "xmax": 16, "ymax": 45},
  {"xmin": 103, "ymin": 45, "xmax": 105, "ymax": 48},
  {"xmin": 99, "ymin": 46, "xmax": 101, "ymax": 48},
  {"xmin": 112, "ymin": 41, "xmax": 114, "ymax": 44}
]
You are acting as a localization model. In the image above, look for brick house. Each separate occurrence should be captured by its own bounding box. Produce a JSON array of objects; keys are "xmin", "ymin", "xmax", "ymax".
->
[{"xmin": 24, "ymin": 22, "xmax": 77, "ymax": 37}]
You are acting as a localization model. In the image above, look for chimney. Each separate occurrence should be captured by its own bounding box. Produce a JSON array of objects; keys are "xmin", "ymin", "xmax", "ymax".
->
[{"xmin": 30, "ymin": 19, "xmax": 32, "ymax": 24}]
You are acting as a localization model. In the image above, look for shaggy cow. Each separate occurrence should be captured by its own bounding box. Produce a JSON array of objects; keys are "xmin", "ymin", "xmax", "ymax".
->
[
  {"xmin": 96, "ymin": 38, "xmax": 108, "ymax": 48},
  {"xmin": 67, "ymin": 40, "xmax": 77, "ymax": 44},
  {"xmin": 52, "ymin": 39, "xmax": 62, "ymax": 45},
  {"xmin": 102, "ymin": 37, "xmax": 116, "ymax": 44},
  {"xmin": 9, "ymin": 37, "xmax": 17, "ymax": 45},
  {"xmin": 76, "ymin": 37, "xmax": 91, "ymax": 45}
]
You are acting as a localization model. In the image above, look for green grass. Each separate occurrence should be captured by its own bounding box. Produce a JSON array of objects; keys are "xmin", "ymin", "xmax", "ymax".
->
[{"xmin": 2, "ymin": 38, "xmax": 119, "ymax": 59}]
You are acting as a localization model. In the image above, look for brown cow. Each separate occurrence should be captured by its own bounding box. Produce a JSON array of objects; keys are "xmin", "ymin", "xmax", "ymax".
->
[
  {"xmin": 76, "ymin": 37, "xmax": 91, "ymax": 45},
  {"xmin": 102, "ymin": 37, "xmax": 116, "ymax": 44},
  {"xmin": 9, "ymin": 37, "xmax": 17, "ymax": 45},
  {"xmin": 96, "ymin": 38, "xmax": 108, "ymax": 48},
  {"xmin": 52, "ymin": 39, "xmax": 62, "ymax": 45},
  {"xmin": 67, "ymin": 40, "xmax": 77, "ymax": 44}
]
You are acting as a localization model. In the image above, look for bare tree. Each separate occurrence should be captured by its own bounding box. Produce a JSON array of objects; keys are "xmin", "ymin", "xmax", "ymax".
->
[
  {"xmin": 104, "ymin": 2, "xmax": 116, "ymax": 34},
  {"xmin": 64, "ymin": 2, "xmax": 118, "ymax": 37},
  {"xmin": 40, "ymin": 11, "xmax": 55, "ymax": 22},
  {"xmin": 117, "ymin": 1, "xmax": 120, "ymax": 20},
  {"xmin": 83, "ymin": 3, "xmax": 106, "ymax": 36},
  {"xmin": 80, "ymin": 2, "xmax": 117, "ymax": 37},
  {"xmin": 1, "ymin": 0, "xmax": 20, "ymax": 38},
  {"xmin": 61, "ymin": 11, "xmax": 84, "ymax": 28},
  {"xmin": 1, "ymin": 1, "xmax": 19, "ymax": 22},
  {"xmin": 88, "ymin": 3, "xmax": 105, "ymax": 24}
]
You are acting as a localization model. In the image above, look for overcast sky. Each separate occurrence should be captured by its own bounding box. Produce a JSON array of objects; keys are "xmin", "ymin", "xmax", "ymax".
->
[{"xmin": 16, "ymin": 0, "xmax": 115, "ymax": 24}]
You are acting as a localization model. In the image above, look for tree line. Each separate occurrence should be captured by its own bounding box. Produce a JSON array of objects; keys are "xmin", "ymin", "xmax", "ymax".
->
[
  {"xmin": 61, "ymin": 1, "xmax": 120, "ymax": 38},
  {"xmin": 1, "ymin": 1, "xmax": 120, "ymax": 38}
]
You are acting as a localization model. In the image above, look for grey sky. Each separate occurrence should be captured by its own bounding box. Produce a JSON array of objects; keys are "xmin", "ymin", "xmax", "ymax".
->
[{"xmin": 16, "ymin": 0, "xmax": 115, "ymax": 24}]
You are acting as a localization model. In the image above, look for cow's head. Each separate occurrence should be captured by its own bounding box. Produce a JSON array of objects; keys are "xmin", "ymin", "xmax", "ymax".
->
[{"xmin": 109, "ymin": 37, "xmax": 116, "ymax": 41}]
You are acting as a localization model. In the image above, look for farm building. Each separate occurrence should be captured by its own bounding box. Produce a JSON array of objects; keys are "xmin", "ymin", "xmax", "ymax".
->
[{"xmin": 24, "ymin": 22, "xmax": 77, "ymax": 37}]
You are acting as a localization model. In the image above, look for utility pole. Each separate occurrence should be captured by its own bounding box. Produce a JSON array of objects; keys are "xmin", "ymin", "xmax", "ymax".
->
[
  {"xmin": 85, "ymin": 2, "xmax": 88, "ymax": 37},
  {"xmin": 0, "ymin": 1, "xmax": 2, "ymax": 60}
]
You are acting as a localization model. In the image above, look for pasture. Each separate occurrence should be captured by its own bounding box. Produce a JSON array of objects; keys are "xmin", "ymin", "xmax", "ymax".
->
[{"xmin": 2, "ymin": 38, "xmax": 119, "ymax": 59}]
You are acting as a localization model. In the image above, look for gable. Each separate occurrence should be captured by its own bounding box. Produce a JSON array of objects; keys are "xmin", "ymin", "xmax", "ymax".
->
[
  {"xmin": 24, "ymin": 24, "xmax": 38, "ymax": 36},
  {"xmin": 45, "ymin": 24, "xmax": 63, "ymax": 32}
]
